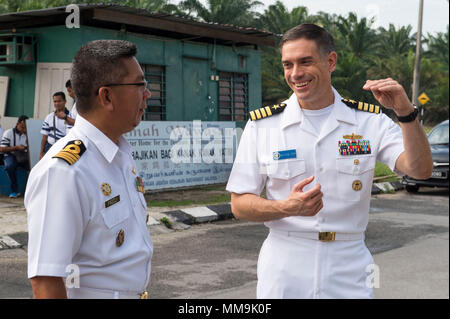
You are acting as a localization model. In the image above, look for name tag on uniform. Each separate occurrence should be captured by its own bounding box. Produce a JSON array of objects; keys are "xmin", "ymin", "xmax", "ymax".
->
[
  {"xmin": 273, "ymin": 149, "xmax": 297, "ymax": 160},
  {"xmin": 105, "ymin": 195, "xmax": 120, "ymax": 208}
]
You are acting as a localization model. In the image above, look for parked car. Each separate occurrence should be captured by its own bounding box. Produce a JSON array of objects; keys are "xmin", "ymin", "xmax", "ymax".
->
[{"xmin": 402, "ymin": 119, "xmax": 449, "ymax": 192}]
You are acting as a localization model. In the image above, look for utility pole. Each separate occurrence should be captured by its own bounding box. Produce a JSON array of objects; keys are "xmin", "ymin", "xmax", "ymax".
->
[{"xmin": 412, "ymin": 0, "xmax": 424, "ymax": 124}]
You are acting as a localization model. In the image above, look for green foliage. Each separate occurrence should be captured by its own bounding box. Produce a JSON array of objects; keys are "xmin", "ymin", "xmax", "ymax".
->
[
  {"xmin": 0, "ymin": 0, "xmax": 180, "ymax": 14},
  {"xmin": 1, "ymin": 0, "xmax": 448, "ymax": 124},
  {"xmin": 178, "ymin": 0, "xmax": 263, "ymax": 26}
]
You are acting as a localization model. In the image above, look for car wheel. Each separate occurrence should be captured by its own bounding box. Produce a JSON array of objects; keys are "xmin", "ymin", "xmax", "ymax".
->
[{"xmin": 406, "ymin": 185, "xmax": 419, "ymax": 193}]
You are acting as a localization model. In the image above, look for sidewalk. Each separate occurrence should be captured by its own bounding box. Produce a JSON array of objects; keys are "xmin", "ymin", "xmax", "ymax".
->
[{"xmin": 0, "ymin": 181, "xmax": 404, "ymax": 247}]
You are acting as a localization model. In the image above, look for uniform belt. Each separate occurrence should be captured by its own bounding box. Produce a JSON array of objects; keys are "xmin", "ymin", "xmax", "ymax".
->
[
  {"xmin": 271, "ymin": 229, "xmax": 364, "ymax": 242},
  {"xmin": 67, "ymin": 286, "xmax": 148, "ymax": 299}
]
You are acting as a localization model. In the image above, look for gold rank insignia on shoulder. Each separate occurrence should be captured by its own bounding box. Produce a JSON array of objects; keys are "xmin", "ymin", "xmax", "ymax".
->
[
  {"xmin": 342, "ymin": 99, "xmax": 381, "ymax": 114},
  {"xmin": 52, "ymin": 140, "xmax": 86, "ymax": 165},
  {"xmin": 249, "ymin": 103, "xmax": 287, "ymax": 121}
]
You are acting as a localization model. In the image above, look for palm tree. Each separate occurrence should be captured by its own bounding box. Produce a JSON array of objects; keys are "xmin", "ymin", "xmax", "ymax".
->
[
  {"xmin": 424, "ymin": 25, "xmax": 449, "ymax": 69},
  {"xmin": 178, "ymin": 0, "xmax": 263, "ymax": 26},
  {"xmin": 255, "ymin": 1, "xmax": 315, "ymax": 35},
  {"xmin": 0, "ymin": 0, "xmax": 181, "ymax": 14},
  {"xmin": 335, "ymin": 12, "xmax": 377, "ymax": 60},
  {"xmin": 332, "ymin": 51, "xmax": 371, "ymax": 101},
  {"xmin": 375, "ymin": 24, "xmax": 415, "ymax": 58}
]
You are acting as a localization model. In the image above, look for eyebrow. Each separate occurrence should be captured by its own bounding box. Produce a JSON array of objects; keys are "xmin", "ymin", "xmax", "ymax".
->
[{"xmin": 282, "ymin": 56, "xmax": 314, "ymax": 64}]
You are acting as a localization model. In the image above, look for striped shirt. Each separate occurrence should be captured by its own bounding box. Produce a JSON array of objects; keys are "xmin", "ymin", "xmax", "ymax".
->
[
  {"xmin": 1, "ymin": 127, "xmax": 28, "ymax": 163},
  {"xmin": 41, "ymin": 109, "xmax": 72, "ymax": 145}
]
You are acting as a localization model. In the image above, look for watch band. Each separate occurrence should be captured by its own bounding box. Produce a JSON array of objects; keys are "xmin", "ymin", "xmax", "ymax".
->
[{"xmin": 396, "ymin": 107, "xmax": 418, "ymax": 123}]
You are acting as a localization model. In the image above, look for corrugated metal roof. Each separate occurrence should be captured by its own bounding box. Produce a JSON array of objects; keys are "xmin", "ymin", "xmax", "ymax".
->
[{"xmin": 0, "ymin": 4, "xmax": 278, "ymax": 46}]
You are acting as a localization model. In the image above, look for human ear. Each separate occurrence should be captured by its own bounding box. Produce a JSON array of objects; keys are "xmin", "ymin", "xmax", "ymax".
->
[
  {"xmin": 98, "ymin": 87, "xmax": 114, "ymax": 111},
  {"xmin": 328, "ymin": 51, "xmax": 337, "ymax": 72}
]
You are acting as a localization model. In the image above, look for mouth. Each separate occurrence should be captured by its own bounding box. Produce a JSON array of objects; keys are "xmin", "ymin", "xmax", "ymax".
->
[{"xmin": 292, "ymin": 80, "xmax": 311, "ymax": 90}]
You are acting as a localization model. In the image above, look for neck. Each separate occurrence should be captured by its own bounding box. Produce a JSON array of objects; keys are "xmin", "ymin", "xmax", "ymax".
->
[
  {"xmin": 298, "ymin": 86, "xmax": 334, "ymax": 110},
  {"xmin": 83, "ymin": 111, "xmax": 121, "ymax": 145}
]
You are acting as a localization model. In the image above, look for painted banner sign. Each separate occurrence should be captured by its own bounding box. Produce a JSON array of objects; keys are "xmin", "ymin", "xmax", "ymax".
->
[{"xmin": 124, "ymin": 121, "xmax": 239, "ymax": 191}]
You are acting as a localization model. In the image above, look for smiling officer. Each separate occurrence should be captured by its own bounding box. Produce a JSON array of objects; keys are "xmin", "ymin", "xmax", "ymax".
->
[
  {"xmin": 226, "ymin": 24, "xmax": 433, "ymax": 299},
  {"xmin": 25, "ymin": 40, "xmax": 152, "ymax": 299}
]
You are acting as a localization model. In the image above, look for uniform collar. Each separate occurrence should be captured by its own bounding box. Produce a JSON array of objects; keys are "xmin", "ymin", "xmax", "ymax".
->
[
  {"xmin": 74, "ymin": 115, "xmax": 131, "ymax": 163},
  {"xmin": 280, "ymin": 87, "xmax": 357, "ymax": 130}
]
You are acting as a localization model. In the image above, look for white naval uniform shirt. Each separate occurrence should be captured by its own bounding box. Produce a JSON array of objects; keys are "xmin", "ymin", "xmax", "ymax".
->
[
  {"xmin": 227, "ymin": 88, "xmax": 405, "ymax": 298},
  {"xmin": 227, "ymin": 88, "xmax": 405, "ymax": 233},
  {"xmin": 26, "ymin": 115, "xmax": 153, "ymax": 294},
  {"xmin": 41, "ymin": 110, "xmax": 72, "ymax": 145}
]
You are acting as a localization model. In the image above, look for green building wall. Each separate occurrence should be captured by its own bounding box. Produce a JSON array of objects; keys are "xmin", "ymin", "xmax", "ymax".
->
[{"xmin": 0, "ymin": 25, "xmax": 261, "ymax": 124}]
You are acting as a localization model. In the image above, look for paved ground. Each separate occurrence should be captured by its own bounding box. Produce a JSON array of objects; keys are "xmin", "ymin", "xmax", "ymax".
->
[{"xmin": 0, "ymin": 186, "xmax": 447, "ymax": 299}]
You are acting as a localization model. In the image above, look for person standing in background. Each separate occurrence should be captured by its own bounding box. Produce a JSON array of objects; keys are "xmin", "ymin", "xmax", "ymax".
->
[
  {"xmin": 0, "ymin": 115, "xmax": 29, "ymax": 198},
  {"xmin": 65, "ymin": 79, "xmax": 77, "ymax": 125},
  {"xmin": 39, "ymin": 91, "xmax": 72, "ymax": 159}
]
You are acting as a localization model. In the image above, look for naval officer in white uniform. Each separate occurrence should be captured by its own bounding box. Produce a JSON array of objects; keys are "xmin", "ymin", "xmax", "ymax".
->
[
  {"xmin": 226, "ymin": 24, "xmax": 433, "ymax": 299},
  {"xmin": 26, "ymin": 40, "xmax": 152, "ymax": 299}
]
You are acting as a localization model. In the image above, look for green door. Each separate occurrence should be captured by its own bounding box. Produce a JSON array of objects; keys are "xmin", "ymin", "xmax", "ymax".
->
[{"xmin": 182, "ymin": 57, "xmax": 210, "ymax": 120}]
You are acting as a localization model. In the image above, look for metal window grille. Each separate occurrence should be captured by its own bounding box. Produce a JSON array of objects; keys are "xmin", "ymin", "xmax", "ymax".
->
[
  {"xmin": 142, "ymin": 64, "xmax": 165, "ymax": 121},
  {"xmin": 218, "ymin": 72, "xmax": 248, "ymax": 121}
]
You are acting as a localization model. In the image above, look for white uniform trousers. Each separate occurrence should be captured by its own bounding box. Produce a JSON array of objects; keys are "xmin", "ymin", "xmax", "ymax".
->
[{"xmin": 257, "ymin": 229, "xmax": 374, "ymax": 299}]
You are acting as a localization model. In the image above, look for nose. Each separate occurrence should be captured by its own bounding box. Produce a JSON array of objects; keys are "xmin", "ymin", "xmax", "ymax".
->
[
  {"xmin": 144, "ymin": 87, "xmax": 151, "ymax": 99},
  {"xmin": 291, "ymin": 64, "xmax": 305, "ymax": 80}
]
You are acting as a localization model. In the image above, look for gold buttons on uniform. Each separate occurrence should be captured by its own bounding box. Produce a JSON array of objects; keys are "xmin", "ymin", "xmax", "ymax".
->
[
  {"xmin": 116, "ymin": 229, "xmax": 125, "ymax": 247},
  {"xmin": 352, "ymin": 180, "xmax": 363, "ymax": 191}
]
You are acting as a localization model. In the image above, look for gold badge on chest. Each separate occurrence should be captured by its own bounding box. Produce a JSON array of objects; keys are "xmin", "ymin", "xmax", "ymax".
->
[
  {"xmin": 116, "ymin": 229, "xmax": 125, "ymax": 247},
  {"xmin": 101, "ymin": 183, "xmax": 112, "ymax": 196},
  {"xmin": 352, "ymin": 180, "xmax": 363, "ymax": 191}
]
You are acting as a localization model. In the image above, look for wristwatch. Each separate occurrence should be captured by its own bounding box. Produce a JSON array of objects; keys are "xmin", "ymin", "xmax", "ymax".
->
[{"xmin": 396, "ymin": 105, "xmax": 418, "ymax": 123}]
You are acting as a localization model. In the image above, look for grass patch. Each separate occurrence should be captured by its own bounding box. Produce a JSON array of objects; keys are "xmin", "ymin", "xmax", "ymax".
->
[
  {"xmin": 159, "ymin": 217, "xmax": 173, "ymax": 229},
  {"xmin": 147, "ymin": 193, "xmax": 231, "ymax": 207},
  {"xmin": 374, "ymin": 162, "xmax": 400, "ymax": 182},
  {"xmin": 374, "ymin": 162, "xmax": 394, "ymax": 177}
]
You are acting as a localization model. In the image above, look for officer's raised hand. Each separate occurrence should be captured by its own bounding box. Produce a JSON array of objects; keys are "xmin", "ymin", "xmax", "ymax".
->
[
  {"xmin": 283, "ymin": 176, "xmax": 323, "ymax": 217},
  {"xmin": 363, "ymin": 78, "xmax": 414, "ymax": 117}
]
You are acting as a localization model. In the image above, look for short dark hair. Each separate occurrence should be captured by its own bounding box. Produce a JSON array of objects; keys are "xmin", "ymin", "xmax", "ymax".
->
[
  {"xmin": 53, "ymin": 91, "xmax": 66, "ymax": 101},
  {"xmin": 280, "ymin": 24, "xmax": 335, "ymax": 56},
  {"xmin": 65, "ymin": 79, "xmax": 71, "ymax": 88},
  {"xmin": 70, "ymin": 40, "xmax": 138, "ymax": 113},
  {"xmin": 17, "ymin": 115, "xmax": 29, "ymax": 123}
]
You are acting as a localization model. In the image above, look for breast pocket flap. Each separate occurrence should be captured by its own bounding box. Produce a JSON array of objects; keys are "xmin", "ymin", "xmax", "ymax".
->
[
  {"xmin": 336, "ymin": 155, "xmax": 376, "ymax": 175},
  {"xmin": 266, "ymin": 159, "xmax": 306, "ymax": 180},
  {"xmin": 101, "ymin": 200, "xmax": 130, "ymax": 229}
]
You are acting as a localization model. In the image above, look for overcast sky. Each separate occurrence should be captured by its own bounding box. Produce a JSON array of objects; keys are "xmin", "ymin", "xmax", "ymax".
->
[{"xmin": 173, "ymin": 0, "xmax": 449, "ymax": 35}]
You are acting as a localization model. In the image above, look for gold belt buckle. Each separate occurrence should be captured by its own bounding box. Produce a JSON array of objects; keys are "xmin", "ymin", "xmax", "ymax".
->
[
  {"xmin": 140, "ymin": 291, "xmax": 148, "ymax": 299},
  {"xmin": 319, "ymin": 232, "xmax": 336, "ymax": 242}
]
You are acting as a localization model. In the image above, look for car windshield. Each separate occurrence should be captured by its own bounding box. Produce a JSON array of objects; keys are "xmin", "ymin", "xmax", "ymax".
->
[{"xmin": 428, "ymin": 123, "xmax": 449, "ymax": 145}]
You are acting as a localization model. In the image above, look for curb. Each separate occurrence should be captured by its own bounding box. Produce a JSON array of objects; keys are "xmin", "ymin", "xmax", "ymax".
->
[
  {"xmin": 0, "ymin": 182, "xmax": 404, "ymax": 250},
  {"xmin": 0, "ymin": 235, "xmax": 22, "ymax": 250},
  {"xmin": 152, "ymin": 181, "xmax": 404, "ymax": 227},
  {"xmin": 161, "ymin": 203, "xmax": 234, "ymax": 226}
]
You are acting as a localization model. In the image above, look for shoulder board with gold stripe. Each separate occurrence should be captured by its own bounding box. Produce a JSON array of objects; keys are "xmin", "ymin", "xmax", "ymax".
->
[
  {"xmin": 342, "ymin": 98, "xmax": 381, "ymax": 114},
  {"xmin": 249, "ymin": 103, "xmax": 287, "ymax": 121},
  {"xmin": 52, "ymin": 140, "xmax": 86, "ymax": 165}
]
